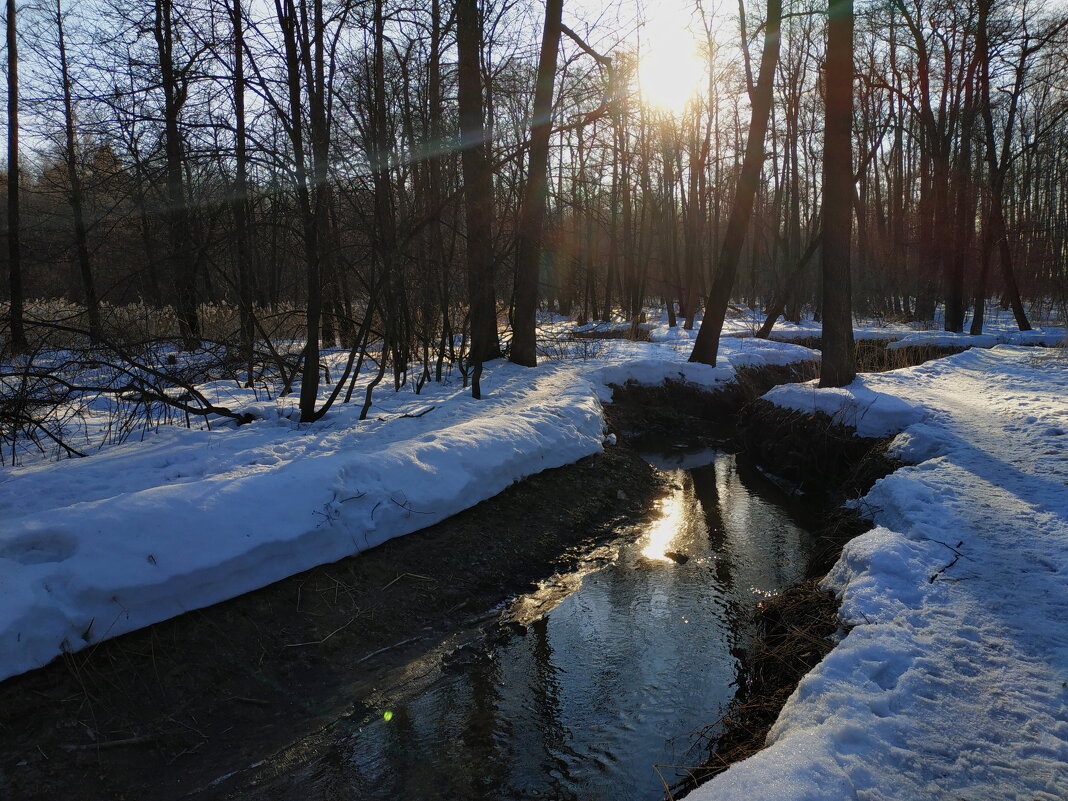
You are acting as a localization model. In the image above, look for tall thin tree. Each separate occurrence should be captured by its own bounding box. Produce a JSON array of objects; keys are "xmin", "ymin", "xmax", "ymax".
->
[
  {"xmin": 231, "ymin": 0, "xmax": 254, "ymax": 382},
  {"xmin": 689, "ymin": 0, "xmax": 782, "ymax": 365},
  {"xmin": 819, "ymin": 0, "xmax": 856, "ymax": 386},
  {"xmin": 510, "ymin": 0, "xmax": 563, "ymax": 367},
  {"xmin": 153, "ymin": 0, "xmax": 200, "ymax": 348},
  {"xmin": 457, "ymin": 0, "xmax": 501, "ymax": 397},
  {"xmin": 6, "ymin": 0, "xmax": 27, "ymax": 353},
  {"xmin": 56, "ymin": 0, "xmax": 102, "ymax": 343}
]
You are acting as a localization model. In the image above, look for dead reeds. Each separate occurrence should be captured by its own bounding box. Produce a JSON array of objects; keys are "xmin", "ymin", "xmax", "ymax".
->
[{"xmin": 665, "ymin": 579, "xmax": 840, "ymax": 798}]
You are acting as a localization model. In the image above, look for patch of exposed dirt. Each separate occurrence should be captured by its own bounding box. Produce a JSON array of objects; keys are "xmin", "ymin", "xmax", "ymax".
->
[
  {"xmin": 0, "ymin": 445, "xmax": 666, "ymax": 801},
  {"xmin": 604, "ymin": 362, "xmax": 820, "ymax": 451},
  {"xmin": 768, "ymin": 335, "xmax": 969, "ymax": 372}
]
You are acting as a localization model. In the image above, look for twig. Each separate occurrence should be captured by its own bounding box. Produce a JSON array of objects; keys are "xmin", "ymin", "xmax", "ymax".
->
[
  {"xmin": 283, "ymin": 615, "xmax": 359, "ymax": 648},
  {"xmin": 354, "ymin": 635, "xmax": 423, "ymax": 664},
  {"xmin": 380, "ymin": 572, "xmax": 437, "ymax": 591},
  {"xmin": 928, "ymin": 539, "xmax": 966, "ymax": 583},
  {"xmin": 399, "ymin": 406, "xmax": 436, "ymax": 419},
  {"xmin": 227, "ymin": 696, "xmax": 272, "ymax": 706},
  {"xmin": 653, "ymin": 763, "xmax": 680, "ymax": 801},
  {"xmin": 61, "ymin": 734, "xmax": 156, "ymax": 751}
]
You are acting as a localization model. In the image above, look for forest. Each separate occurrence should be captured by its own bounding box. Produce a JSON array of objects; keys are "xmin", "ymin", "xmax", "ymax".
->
[
  {"xmin": 4, "ymin": 0, "xmax": 1066, "ymax": 426},
  {"xmin": 2, "ymin": 0, "xmax": 1067, "ymax": 799}
]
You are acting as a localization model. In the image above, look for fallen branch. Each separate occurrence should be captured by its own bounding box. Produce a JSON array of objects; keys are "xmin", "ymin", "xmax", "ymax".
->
[{"xmin": 354, "ymin": 635, "xmax": 424, "ymax": 664}]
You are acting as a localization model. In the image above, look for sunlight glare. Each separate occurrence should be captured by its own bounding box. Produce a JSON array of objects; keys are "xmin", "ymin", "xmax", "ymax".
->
[
  {"xmin": 636, "ymin": 18, "xmax": 707, "ymax": 113},
  {"xmin": 642, "ymin": 487, "xmax": 687, "ymax": 561}
]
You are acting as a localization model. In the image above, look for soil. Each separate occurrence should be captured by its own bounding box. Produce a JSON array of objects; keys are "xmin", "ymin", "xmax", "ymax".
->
[
  {"xmin": 0, "ymin": 444, "xmax": 667, "ymax": 801},
  {"xmin": 768, "ymin": 335, "xmax": 969, "ymax": 373},
  {"xmin": 0, "ymin": 357, "xmax": 898, "ymax": 801}
]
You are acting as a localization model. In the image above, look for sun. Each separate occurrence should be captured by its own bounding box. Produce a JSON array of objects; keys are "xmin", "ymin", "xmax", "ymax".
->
[{"xmin": 636, "ymin": 18, "xmax": 708, "ymax": 113}]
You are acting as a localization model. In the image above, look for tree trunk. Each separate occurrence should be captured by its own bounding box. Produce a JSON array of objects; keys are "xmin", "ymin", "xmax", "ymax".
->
[
  {"xmin": 231, "ymin": 0, "xmax": 254, "ymax": 383},
  {"xmin": 275, "ymin": 0, "xmax": 323, "ymax": 421},
  {"xmin": 56, "ymin": 0, "xmax": 102, "ymax": 343},
  {"xmin": 457, "ymin": 0, "xmax": 500, "ymax": 398},
  {"xmin": 819, "ymin": 0, "xmax": 856, "ymax": 387},
  {"xmin": 757, "ymin": 231, "xmax": 821, "ymax": 338},
  {"xmin": 976, "ymin": 0, "xmax": 1031, "ymax": 332},
  {"xmin": 689, "ymin": 0, "xmax": 782, "ymax": 365},
  {"xmin": 153, "ymin": 0, "xmax": 199, "ymax": 349},
  {"xmin": 6, "ymin": 0, "xmax": 27, "ymax": 353},
  {"xmin": 510, "ymin": 0, "xmax": 562, "ymax": 367}
]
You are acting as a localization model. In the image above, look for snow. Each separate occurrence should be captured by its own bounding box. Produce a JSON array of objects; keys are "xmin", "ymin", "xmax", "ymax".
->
[
  {"xmin": 6, "ymin": 307, "xmax": 1068, "ymax": 798},
  {"xmin": 0, "ymin": 334, "xmax": 817, "ymax": 682},
  {"xmin": 693, "ymin": 346, "xmax": 1068, "ymax": 801},
  {"xmin": 884, "ymin": 328, "xmax": 1065, "ymax": 350},
  {"xmin": 762, "ymin": 380, "xmax": 926, "ymax": 438},
  {"xmin": 754, "ymin": 301, "xmax": 1066, "ymax": 348}
]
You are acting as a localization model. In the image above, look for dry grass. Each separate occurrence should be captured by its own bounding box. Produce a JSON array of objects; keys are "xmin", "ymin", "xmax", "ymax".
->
[
  {"xmin": 0, "ymin": 300, "xmax": 310, "ymax": 352},
  {"xmin": 665, "ymin": 580, "xmax": 840, "ymax": 798}
]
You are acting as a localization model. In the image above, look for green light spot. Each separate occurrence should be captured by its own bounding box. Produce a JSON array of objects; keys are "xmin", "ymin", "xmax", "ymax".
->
[{"xmin": 383, "ymin": 710, "xmax": 393, "ymax": 722}]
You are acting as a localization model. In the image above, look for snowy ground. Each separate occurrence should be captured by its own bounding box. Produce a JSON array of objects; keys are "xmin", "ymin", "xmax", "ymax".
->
[
  {"xmin": 0, "ymin": 333, "xmax": 816, "ymax": 682},
  {"xmin": 694, "ymin": 345, "xmax": 1068, "ymax": 801},
  {"xmin": 4, "ymin": 309, "xmax": 1067, "ymax": 799}
]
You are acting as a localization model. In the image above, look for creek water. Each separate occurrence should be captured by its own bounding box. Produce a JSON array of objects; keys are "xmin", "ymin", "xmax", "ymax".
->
[{"xmin": 257, "ymin": 450, "xmax": 814, "ymax": 801}]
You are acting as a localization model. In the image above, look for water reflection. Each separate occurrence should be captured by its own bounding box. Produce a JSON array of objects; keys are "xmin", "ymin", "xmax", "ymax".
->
[
  {"xmin": 253, "ymin": 450, "xmax": 813, "ymax": 801},
  {"xmin": 641, "ymin": 487, "xmax": 689, "ymax": 562}
]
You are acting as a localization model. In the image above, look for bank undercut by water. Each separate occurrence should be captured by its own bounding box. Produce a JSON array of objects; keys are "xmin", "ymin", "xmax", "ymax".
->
[{"xmin": 665, "ymin": 399, "xmax": 899, "ymax": 798}]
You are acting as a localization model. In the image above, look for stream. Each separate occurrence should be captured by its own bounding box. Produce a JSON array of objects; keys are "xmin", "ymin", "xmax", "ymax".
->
[{"xmin": 236, "ymin": 449, "xmax": 814, "ymax": 801}]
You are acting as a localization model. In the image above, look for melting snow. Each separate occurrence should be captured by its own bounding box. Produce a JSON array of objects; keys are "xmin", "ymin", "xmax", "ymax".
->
[
  {"xmin": 694, "ymin": 346, "xmax": 1068, "ymax": 800},
  {"xmin": 0, "ymin": 334, "xmax": 815, "ymax": 681}
]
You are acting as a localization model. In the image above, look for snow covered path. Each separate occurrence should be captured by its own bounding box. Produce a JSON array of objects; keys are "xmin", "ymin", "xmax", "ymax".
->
[{"xmin": 697, "ymin": 347, "xmax": 1068, "ymax": 800}]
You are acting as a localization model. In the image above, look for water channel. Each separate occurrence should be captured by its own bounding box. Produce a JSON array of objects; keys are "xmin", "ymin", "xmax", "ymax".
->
[{"xmin": 245, "ymin": 449, "xmax": 814, "ymax": 801}]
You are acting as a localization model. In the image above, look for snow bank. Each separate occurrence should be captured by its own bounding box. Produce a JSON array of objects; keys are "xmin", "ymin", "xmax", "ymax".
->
[
  {"xmin": 885, "ymin": 328, "xmax": 1065, "ymax": 350},
  {"xmin": 693, "ymin": 346, "xmax": 1068, "ymax": 800},
  {"xmin": 0, "ymin": 367, "xmax": 605, "ymax": 681},
  {"xmin": 0, "ymin": 335, "xmax": 815, "ymax": 682},
  {"xmin": 762, "ymin": 379, "xmax": 925, "ymax": 438},
  {"xmin": 593, "ymin": 359, "xmax": 734, "ymax": 398}
]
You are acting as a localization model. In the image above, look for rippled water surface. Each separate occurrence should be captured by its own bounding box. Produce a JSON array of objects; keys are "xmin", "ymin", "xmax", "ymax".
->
[{"xmin": 265, "ymin": 450, "xmax": 813, "ymax": 801}]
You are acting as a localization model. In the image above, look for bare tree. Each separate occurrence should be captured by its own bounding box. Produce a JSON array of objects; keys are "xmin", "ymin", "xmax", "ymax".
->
[
  {"xmin": 820, "ymin": 0, "xmax": 856, "ymax": 387},
  {"xmin": 6, "ymin": 0, "xmax": 27, "ymax": 353},
  {"xmin": 54, "ymin": 0, "xmax": 102, "ymax": 343},
  {"xmin": 510, "ymin": 0, "xmax": 563, "ymax": 367},
  {"xmin": 152, "ymin": 0, "xmax": 200, "ymax": 348},
  {"xmin": 689, "ymin": 0, "xmax": 782, "ymax": 365},
  {"xmin": 457, "ymin": 0, "xmax": 500, "ymax": 397}
]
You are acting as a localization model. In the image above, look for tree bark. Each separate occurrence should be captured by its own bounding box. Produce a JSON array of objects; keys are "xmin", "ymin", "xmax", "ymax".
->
[
  {"xmin": 6, "ymin": 0, "xmax": 27, "ymax": 353},
  {"xmin": 56, "ymin": 0, "xmax": 102, "ymax": 343},
  {"xmin": 689, "ymin": 0, "xmax": 782, "ymax": 365},
  {"xmin": 976, "ymin": 0, "xmax": 1031, "ymax": 332},
  {"xmin": 457, "ymin": 0, "xmax": 500, "ymax": 398},
  {"xmin": 153, "ymin": 0, "xmax": 199, "ymax": 349},
  {"xmin": 275, "ymin": 0, "xmax": 323, "ymax": 421},
  {"xmin": 231, "ymin": 0, "xmax": 254, "ymax": 382},
  {"xmin": 819, "ymin": 0, "xmax": 856, "ymax": 387},
  {"xmin": 510, "ymin": 0, "xmax": 562, "ymax": 367}
]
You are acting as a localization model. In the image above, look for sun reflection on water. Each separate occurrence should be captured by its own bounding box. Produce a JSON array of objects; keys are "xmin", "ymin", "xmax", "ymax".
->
[{"xmin": 641, "ymin": 486, "xmax": 688, "ymax": 561}]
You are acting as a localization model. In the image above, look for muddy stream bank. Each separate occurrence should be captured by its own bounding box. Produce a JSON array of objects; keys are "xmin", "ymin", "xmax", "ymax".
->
[
  {"xmin": 1, "ymin": 361, "xmax": 900, "ymax": 801},
  {"xmin": 200, "ymin": 445, "xmax": 819, "ymax": 801}
]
